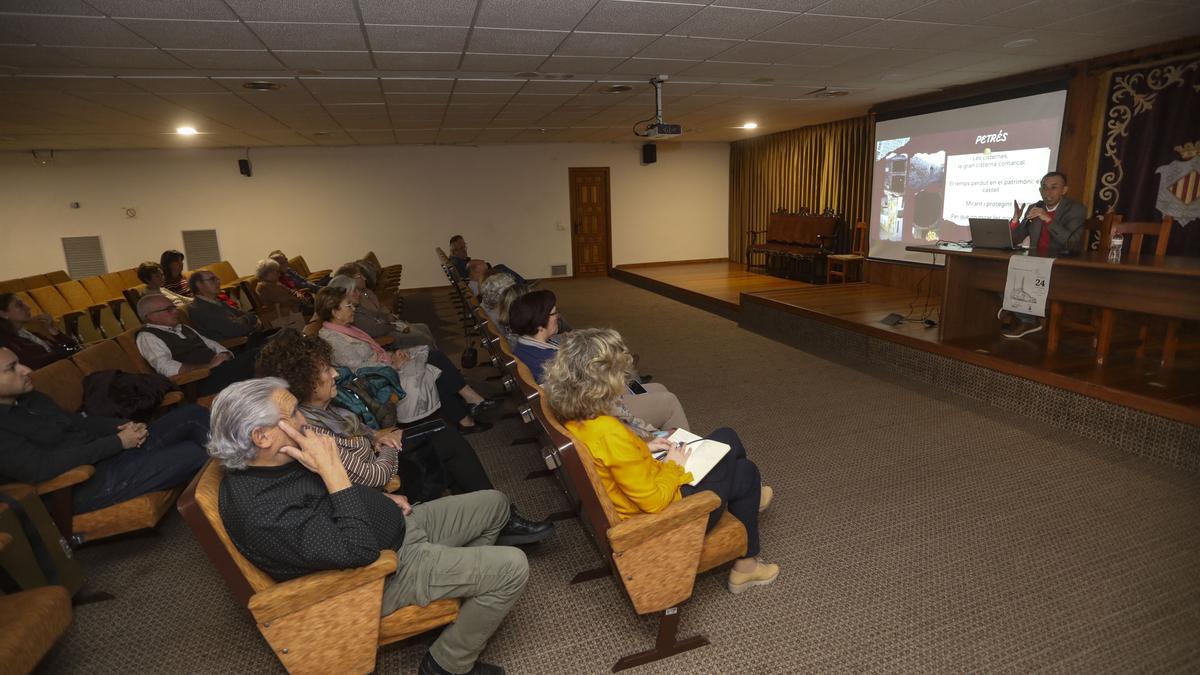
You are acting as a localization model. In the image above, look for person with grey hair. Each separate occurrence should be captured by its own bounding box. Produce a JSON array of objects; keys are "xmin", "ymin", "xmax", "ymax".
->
[
  {"xmin": 186, "ymin": 269, "xmax": 267, "ymax": 343},
  {"xmin": 134, "ymin": 293, "xmax": 258, "ymax": 396},
  {"xmin": 210, "ymin": 378, "xmax": 526, "ymax": 675},
  {"xmin": 327, "ymin": 272, "xmax": 435, "ymax": 349},
  {"xmin": 253, "ymin": 258, "xmax": 312, "ymax": 318}
]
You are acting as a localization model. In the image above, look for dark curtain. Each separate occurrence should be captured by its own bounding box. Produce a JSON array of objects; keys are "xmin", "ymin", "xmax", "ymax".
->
[{"xmin": 1092, "ymin": 53, "xmax": 1200, "ymax": 256}]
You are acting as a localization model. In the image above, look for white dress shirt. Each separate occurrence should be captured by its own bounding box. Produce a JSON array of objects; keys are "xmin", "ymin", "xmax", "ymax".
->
[{"xmin": 136, "ymin": 323, "xmax": 230, "ymax": 377}]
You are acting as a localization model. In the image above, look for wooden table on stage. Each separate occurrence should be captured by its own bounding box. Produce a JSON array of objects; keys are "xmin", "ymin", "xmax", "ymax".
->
[{"xmin": 906, "ymin": 245, "xmax": 1200, "ymax": 342}]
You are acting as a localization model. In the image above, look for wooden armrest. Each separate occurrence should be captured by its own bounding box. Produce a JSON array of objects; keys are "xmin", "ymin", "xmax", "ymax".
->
[
  {"xmin": 220, "ymin": 336, "xmax": 249, "ymax": 349},
  {"xmin": 307, "ymin": 269, "xmax": 331, "ymax": 280},
  {"xmin": 35, "ymin": 465, "xmax": 97, "ymax": 495},
  {"xmin": 607, "ymin": 491, "xmax": 720, "ymax": 554},
  {"xmin": 160, "ymin": 391, "xmax": 184, "ymax": 407},
  {"xmin": 248, "ymin": 550, "xmax": 398, "ymax": 623},
  {"xmin": 0, "ymin": 530, "xmax": 11, "ymax": 553},
  {"xmin": 375, "ymin": 335, "xmax": 395, "ymax": 347},
  {"xmin": 172, "ymin": 368, "xmax": 212, "ymax": 386}
]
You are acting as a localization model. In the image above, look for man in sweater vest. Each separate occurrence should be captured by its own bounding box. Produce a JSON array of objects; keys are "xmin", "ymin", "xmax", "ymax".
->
[{"xmin": 135, "ymin": 294, "xmax": 257, "ymax": 396}]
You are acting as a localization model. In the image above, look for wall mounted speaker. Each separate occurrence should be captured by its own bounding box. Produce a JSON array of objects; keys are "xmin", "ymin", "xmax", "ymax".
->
[
  {"xmin": 238, "ymin": 159, "xmax": 252, "ymax": 177},
  {"xmin": 641, "ymin": 143, "xmax": 656, "ymax": 165}
]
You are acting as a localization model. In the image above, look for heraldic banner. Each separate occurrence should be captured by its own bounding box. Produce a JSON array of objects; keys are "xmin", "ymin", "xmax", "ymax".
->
[{"xmin": 1093, "ymin": 52, "xmax": 1200, "ymax": 256}]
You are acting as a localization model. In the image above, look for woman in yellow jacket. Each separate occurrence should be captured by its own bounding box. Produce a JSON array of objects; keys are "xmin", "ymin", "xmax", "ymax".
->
[{"xmin": 542, "ymin": 328, "xmax": 778, "ymax": 594}]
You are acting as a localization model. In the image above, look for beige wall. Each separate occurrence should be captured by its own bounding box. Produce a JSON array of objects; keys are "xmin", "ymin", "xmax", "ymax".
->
[{"xmin": 0, "ymin": 141, "xmax": 729, "ymax": 288}]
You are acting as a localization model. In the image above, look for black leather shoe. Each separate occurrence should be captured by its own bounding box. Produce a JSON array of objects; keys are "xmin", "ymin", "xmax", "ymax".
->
[
  {"xmin": 468, "ymin": 399, "xmax": 499, "ymax": 419},
  {"xmin": 457, "ymin": 420, "xmax": 493, "ymax": 435},
  {"xmin": 419, "ymin": 652, "xmax": 505, "ymax": 675},
  {"xmin": 496, "ymin": 508, "xmax": 555, "ymax": 546}
]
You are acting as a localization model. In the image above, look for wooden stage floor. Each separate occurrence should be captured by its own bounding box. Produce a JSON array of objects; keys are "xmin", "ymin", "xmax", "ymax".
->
[{"xmin": 612, "ymin": 260, "xmax": 1199, "ymax": 426}]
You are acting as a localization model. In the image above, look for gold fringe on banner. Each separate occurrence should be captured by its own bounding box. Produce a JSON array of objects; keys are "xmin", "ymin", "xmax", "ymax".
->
[{"xmin": 729, "ymin": 116, "xmax": 873, "ymax": 264}]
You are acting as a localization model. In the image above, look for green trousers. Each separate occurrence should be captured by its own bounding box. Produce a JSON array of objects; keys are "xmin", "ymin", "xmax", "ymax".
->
[{"xmin": 382, "ymin": 490, "xmax": 528, "ymax": 674}]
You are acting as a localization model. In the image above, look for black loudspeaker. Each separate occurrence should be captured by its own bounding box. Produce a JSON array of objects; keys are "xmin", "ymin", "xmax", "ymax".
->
[
  {"xmin": 238, "ymin": 158, "xmax": 252, "ymax": 177},
  {"xmin": 641, "ymin": 143, "xmax": 656, "ymax": 165}
]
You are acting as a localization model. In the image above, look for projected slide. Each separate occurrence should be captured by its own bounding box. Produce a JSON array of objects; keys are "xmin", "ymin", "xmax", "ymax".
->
[{"xmin": 869, "ymin": 90, "xmax": 1067, "ymax": 264}]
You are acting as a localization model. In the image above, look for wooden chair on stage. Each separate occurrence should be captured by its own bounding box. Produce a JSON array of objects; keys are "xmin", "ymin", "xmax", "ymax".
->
[
  {"xmin": 1047, "ymin": 213, "xmax": 1119, "ymax": 357},
  {"xmin": 827, "ymin": 221, "xmax": 867, "ymax": 284},
  {"xmin": 1093, "ymin": 216, "xmax": 1172, "ymax": 365}
]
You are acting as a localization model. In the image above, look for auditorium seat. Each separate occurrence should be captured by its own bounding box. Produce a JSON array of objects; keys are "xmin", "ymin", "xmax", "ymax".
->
[
  {"xmin": 70, "ymin": 339, "xmax": 185, "ymax": 409},
  {"xmin": 80, "ymin": 276, "xmax": 135, "ymax": 330},
  {"xmin": 178, "ymin": 460, "xmax": 461, "ymax": 675},
  {"xmin": 56, "ymin": 280, "xmax": 122, "ymax": 338},
  {"xmin": 0, "ymin": 526, "xmax": 73, "ymax": 675},
  {"xmin": 117, "ymin": 268, "xmax": 142, "ymax": 289},
  {"xmin": 44, "ymin": 271, "xmax": 70, "ymax": 285},
  {"xmin": 113, "ymin": 329, "xmax": 216, "ymax": 407},
  {"xmin": 25, "ymin": 286, "xmax": 90, "ymax": 343},
  {"xmin": 28, "ymin": 358, "xmax": 184, "ymax": 545}
]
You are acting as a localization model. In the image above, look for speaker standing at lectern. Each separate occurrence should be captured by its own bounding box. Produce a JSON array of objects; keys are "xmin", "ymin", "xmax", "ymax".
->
[{"xmin": 998, "ymin": 171, "xmax": 1087, "ymax": 339}]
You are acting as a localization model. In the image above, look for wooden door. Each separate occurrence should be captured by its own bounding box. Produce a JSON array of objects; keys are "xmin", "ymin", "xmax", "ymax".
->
[{"xmin": 569, "ymin": 167, "xmax": 611, "ymax": 277}]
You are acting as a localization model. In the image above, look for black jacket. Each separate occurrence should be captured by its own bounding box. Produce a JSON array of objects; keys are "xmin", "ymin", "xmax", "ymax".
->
[{"xmin": 0, "ymin": 391, "xmax": 125, "ymax": 484}]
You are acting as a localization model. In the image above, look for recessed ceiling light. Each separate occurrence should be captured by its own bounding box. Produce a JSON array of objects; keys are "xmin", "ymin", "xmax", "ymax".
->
[
  {"xmin": 513, "ymin": 71, "xmax": 540, "ymax": 78},
  {"xmin": 176, "ymin": 127, "xmax": 198, "ymax": 136},
  {"xmin": 742, "ymin": 122, "xmax": 758, "ymax": 129},
  {"xmin": 1003, "ymin": 38, "xmax": 1037, "ymax": 49},
  {"xmin": 603, "ymin": 84, "xmax": 633, "ymax": 94},
  {"xmin": 815, "ymin": 89, "xmax": 849, "ymax": 98},
  {"xmin": 242, "ymin": 80, "xmax": 283, "ymax": 91}
]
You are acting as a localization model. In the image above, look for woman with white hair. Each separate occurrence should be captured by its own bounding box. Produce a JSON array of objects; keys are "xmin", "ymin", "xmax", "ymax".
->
[
  {"xmin": 253, "ymin": 258, "xmax": 312, "ymax": 318},
  {"xmin": 207, "ymin": 378, "xmax": 527, "ymax": 675},
  {"xmin": 326, "ymin": 272, "xmax": 435, "ymax": 349},
  {"xmin": 542, "ymin": 328, "xmax": 778, "ymax": 595}
]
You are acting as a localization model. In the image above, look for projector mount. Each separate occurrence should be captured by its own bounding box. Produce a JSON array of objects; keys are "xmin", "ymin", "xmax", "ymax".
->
[{"xmin": 633, "ymin": 75, "xmax": 682, "ymax": 139}]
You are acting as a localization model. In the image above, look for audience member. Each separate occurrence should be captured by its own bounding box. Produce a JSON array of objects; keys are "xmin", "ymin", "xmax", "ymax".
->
[
  {"xmin": 479, "ymin": 273, "xmax": 516, "ymax": 328},
  {"xmin": 134, "ymin": 294, "xmax": 257, "ymax": 397},
  {"xmin": 466, "ymin": 259, "xmax": 489, "ymax": 296},
  {"xmin": 449, "ymin": 235, "xmax": 529, "ymax": 285},
  {"xmin": 328, "ymin": 267, "xmax": 435, "ymax": 349},
  {"xmin": 510, "ymin": 291, "xmax": 686, "ymax": 433},
  {"xmin": 255, "ymin": 332, "xmax": 552, "ymax": 545},
  {"xmin": 543, "ymin": 328, "xmax": 777, "ymax": 594},
  {"xmin": 0, "ymin": 292, "xmax": 79, "ymax": 368},
  {"xmin": 209, "ymin": 378, "xmax": 526, "ymax": 675},
  {"xmin": 495, "ymin": 283, "xmax": 528, "ymax": 338},
  {"xmin": 159, "ymin": 250, "xmax": 192, "ymax": 297},
  {"xmin": 186, "ymin": 270, "xmax": 266, "ymax": 342},
  {"xmin": 314, "ymin": 287, "xmax": 496, "ymax": 434},
  {"xmin": 268, "ymin": 250, "xmax": 325, "ymax": 292},
  {"xmin": 254, "ymin": 259, "xmax": 312, "ymax": 318},
  {"xmin": 138, "ymin": 261, "xmax": 192, "ymax": 308},
  {"xmin": 0, "ymin": 347, "xmax": 208, "ymax": 514}
]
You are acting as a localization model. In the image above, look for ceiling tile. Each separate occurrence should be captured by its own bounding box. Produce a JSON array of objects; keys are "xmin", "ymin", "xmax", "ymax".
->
[
  {"xmin": 273, "ymin": 50, "xmax": 374, "ymax": 70},
  {"xmin": 756, "ymin": 14, "xmax": 877, "ymax": 43},
  {"xmin": 467, "ymin": 28, "xmax": 567, "ymax": 55},
  {"xmin": 1045, "ymin": 2, "xmax": 1181, "ymax": 35},
  {"xmin": 555, "ymin": 32, "xmax": 658, "ymax": 58},
  {"xmin": 117, "ymin": 19, "xmax": 263, "ymax": 49},
  {"xmin": 300, "ymin": 77, "xmax": 383, "ymax": 103},
  {"xmin": 216, "ymin": 78, "xmax": 312, "ymax": 100},
  {"xmin": 476, "ymin": 0, "xmax": 599, "ymax": 31},
  {"xmin": 372, "ymin": 52, "xmax": 462, "ymax": 70},
  {"xmin": 609, "ymin": 58, "xmax": 692, "ymax": 76},
  {"xmin": 0, "ymin": 0, "xmax": 101, "ymax": 14},
  {"xmin": 577, "ymin": 0, "xmax": 703, "ymax": 34},
  {"xmin": 390, "ymin": 117, "xmax": 443, "ymax": 128},
  {"xmin": 0, "ymin": 45, "xmax": 85, "ymax": 68},
  {"xmin": 931, "ymin": 25, "xmax": 1019, "ymax": 51},
  {"xmin": 348, "ymin": 130, "xmax": 397, "ymax": 144},
  {"xmin": 472, "ymin": 128, "xmax": 520, "ymax": 142},
  {"xmin": 452, "ymin": 79, "xmax": 523, "ymax": 93},
  {"xmin": 540, "ymin": 54, "xmax": 624, "ymax": 74},
  {"xmin": 4, "ymin": 75, "xmax": 143, "ymax": 92},
  {"xmin": 670, "ymin": 6, "xmax": 795, "ymax": 40},
  {"xmin": 122, "ymin": 76, "xmax": 228, "ymax": 93},
  {"xmin": 254, "ymin": 104, "xmax": 334, "ymax": 127},
  {"xmin": 166, "ymin": 49, "xmax": 285, "ymax": 69},
  {"xmin": 678, "ymin": 60, "xmax": 764, "ymax": 78},
  {"xmin": 381, "ymin": 78, "xmax": 454, "ymax": 92},
  {"xmin": 248, "ymin": 129, "xmax": 314, "ymax": 144},
  {"xmin": 385, "ymin": 91, "xmax": 452, "ymax": 103},
  {"xmin": 520, "ymin": 79, "xmax": 592, "ymax": 93},
  {"xmin": 436, "ymin": 128, "xmax": 481, "ymax": 143},
  {"xmin": 366, "ymin": 25, "xmax": 468, "ymax": 52},
  {"xmin": 809, "ymin": 0, "xmax": 930, "ymax": 17},
  {"xmin": 833, "ymin": 20, "xmax": 953, "ymax": 49},
  {"xmin": 45, "ymin": 47, "xmax": 186, "ymax": 69},
  {"xmin": 392, "ymin": 129, "xmax": 439, "ymax": 143},
  {"xmin": 739, "ymin": 63, "xmax": 834, "ymax": 83},
  {"xmin": 2, "ymin": 15, "xmax": 153, "ymax": 48},
  {"xmin": 458, "ymin": 53, "xmax": 547, "ymax": 71},
  {"xmin": 161, "ymin": 92, "xmax": 292, "ymax": 130},
  {"xmin": 897, "ymin": 0, "xmax": 1030, "ymax": 24},
  {"xmin": 358, "ymin": 0, "xmax": 477, "ymax": 25},
  {"xmin": 307, "ymin": 130, "xmax": 354, "ymax": 144},
  {"xmin": 326, "ymin": 104, "xmax": 392, "ymax": 128},
  {"xmin": 713, "ymin": 0, "xmax": 824, "ymax": 11},
  {"xmin": 86, "ymin": 0, "xmax": 237, "ymax": 20},
  {"xmin": 248, "ymin": 23, "xmax": 366, "ymax": 51},
  {"xmin": 711, "ymin": 41, "xmax": 810, "ymax": 64},
  {"xmin": 224, "ymin": 0, "xmax": 359, "ymax": 23},
  {"xmin": 637, "ymin": 36, "xmax": 739, "ymax": 60}
]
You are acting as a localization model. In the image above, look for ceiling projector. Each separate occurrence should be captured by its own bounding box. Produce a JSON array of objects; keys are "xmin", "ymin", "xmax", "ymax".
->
[{"xmin": 634, "ymin": 76, "xmax": 682, "ymax": 139}]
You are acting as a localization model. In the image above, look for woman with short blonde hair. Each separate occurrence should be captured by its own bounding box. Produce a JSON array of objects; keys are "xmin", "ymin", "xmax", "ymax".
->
[{"xmin": 543, "ymin": 328, "xmax": 778, "ymax": 595}]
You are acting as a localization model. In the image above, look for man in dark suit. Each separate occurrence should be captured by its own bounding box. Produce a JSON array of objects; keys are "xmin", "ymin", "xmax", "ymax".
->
[{"xmin": 999, "ymin": 171, "xmax": 1087, "ymax": 339}]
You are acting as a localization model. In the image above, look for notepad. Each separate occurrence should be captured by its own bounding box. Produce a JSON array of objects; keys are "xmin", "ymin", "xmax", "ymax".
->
[{"xmin": 665, "ymin": 428, "xmax": 731, "ymax": 486}]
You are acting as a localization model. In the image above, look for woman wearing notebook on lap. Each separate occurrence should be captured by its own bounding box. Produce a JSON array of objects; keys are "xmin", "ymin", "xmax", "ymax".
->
[{"xmin": 541, "ymin": 328, "xmax": 778, "ymax": 594}]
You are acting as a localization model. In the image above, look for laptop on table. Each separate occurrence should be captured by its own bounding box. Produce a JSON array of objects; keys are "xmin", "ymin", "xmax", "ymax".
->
[{"xmin": 968, "ymin": 218, "xmax": 1021, "ymax": 250}]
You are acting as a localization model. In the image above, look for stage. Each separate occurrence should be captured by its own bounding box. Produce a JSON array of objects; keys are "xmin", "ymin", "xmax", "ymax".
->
[{"xmin": 611, "ymin": 260, "xmax": 1199, "ymax": 471}]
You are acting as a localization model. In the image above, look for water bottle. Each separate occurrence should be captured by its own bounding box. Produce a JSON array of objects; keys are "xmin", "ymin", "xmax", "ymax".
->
[{"xmin": 1107, "ymin": 233, "xmax": 1124, "ymax": 263}]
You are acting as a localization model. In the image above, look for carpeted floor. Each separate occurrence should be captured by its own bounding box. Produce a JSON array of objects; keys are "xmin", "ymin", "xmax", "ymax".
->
[{"xmin": 40, "ymin": 277, "xmax": 1200, "ymax": 674}]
